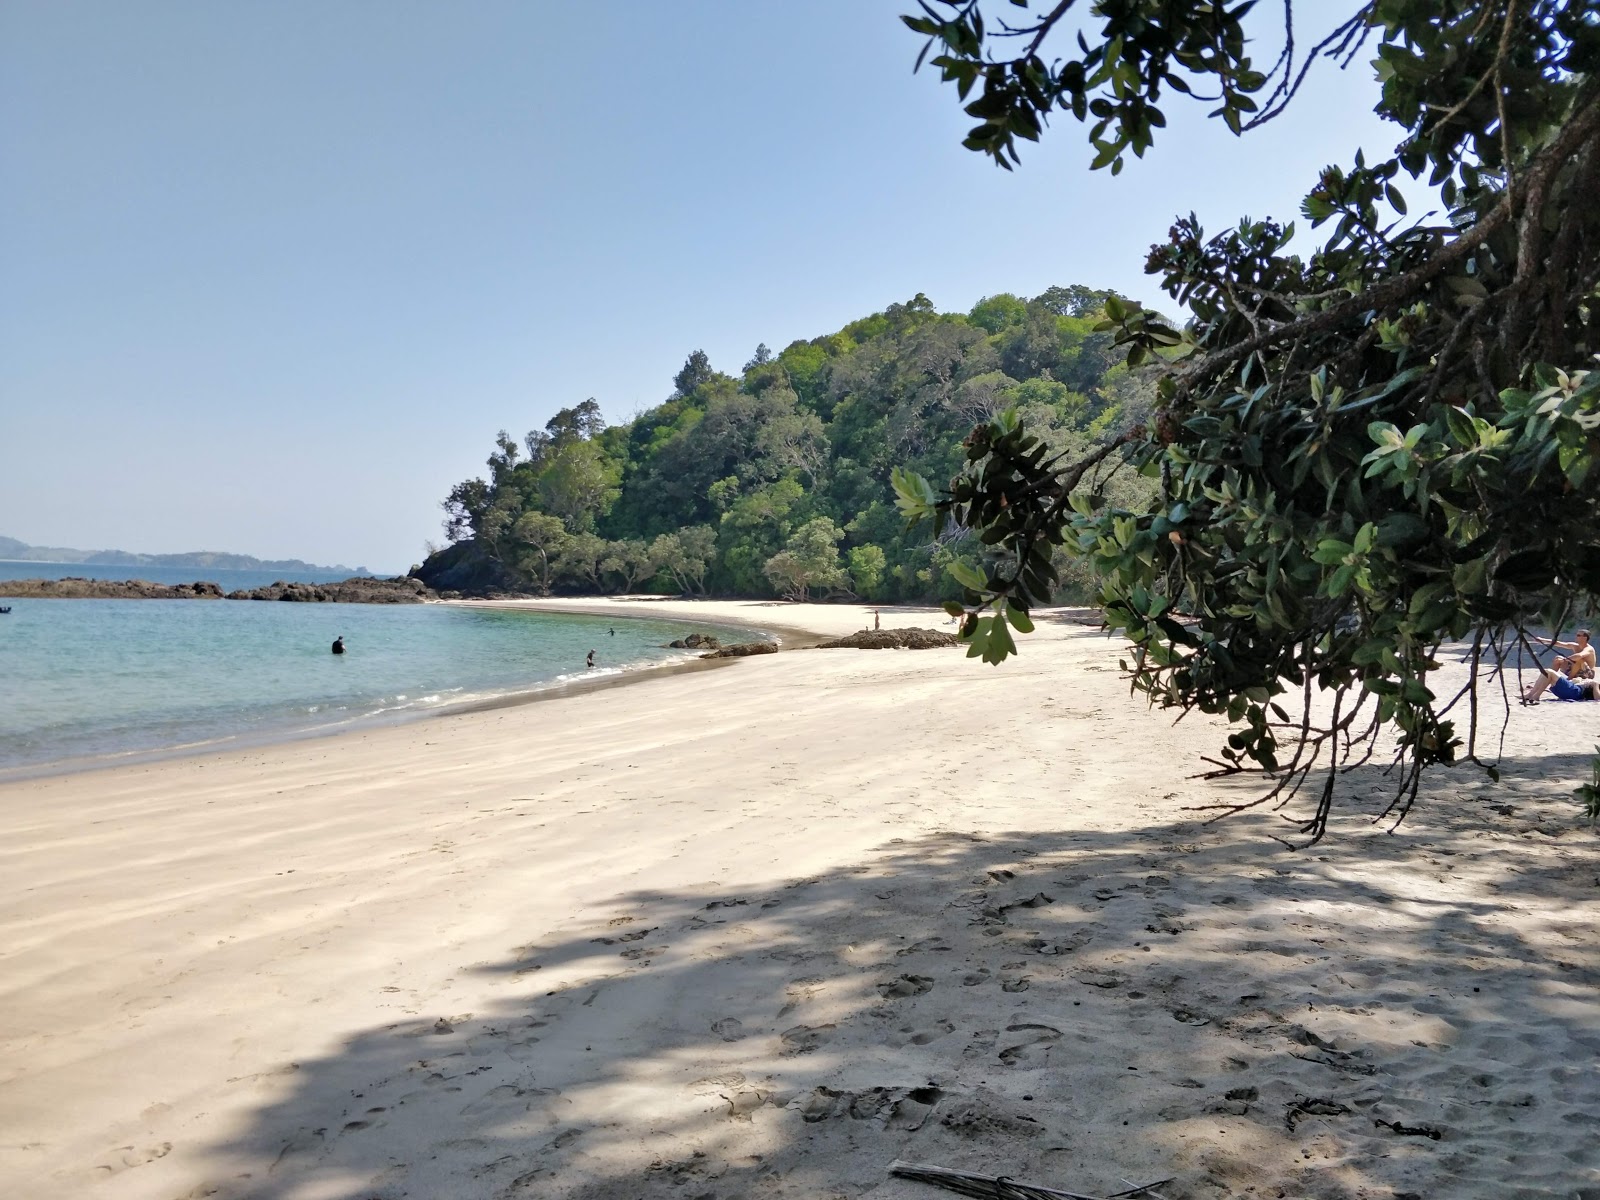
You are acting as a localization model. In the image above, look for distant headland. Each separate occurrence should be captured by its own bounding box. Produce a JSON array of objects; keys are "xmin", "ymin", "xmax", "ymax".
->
[{"xmin": 0, "ymin": 535, "xmax": 367, "ymax": 576}]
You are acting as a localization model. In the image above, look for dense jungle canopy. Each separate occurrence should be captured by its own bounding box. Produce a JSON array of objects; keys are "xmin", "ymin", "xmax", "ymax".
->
[{"xmin": 416, "ymin": 285, "xmax": 1158, "ymax": 605}]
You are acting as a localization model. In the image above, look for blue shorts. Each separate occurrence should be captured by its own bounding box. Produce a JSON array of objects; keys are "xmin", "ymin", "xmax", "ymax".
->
[{"xmin": 1550, "ymin": 675, "xmax": 1590, "ymax": 701}]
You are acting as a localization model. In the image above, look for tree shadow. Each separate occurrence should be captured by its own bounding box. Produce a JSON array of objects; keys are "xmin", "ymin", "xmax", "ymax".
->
[{"xmin": 188, "ymin": 754, "xmax": 1600, "ymax": 1200}]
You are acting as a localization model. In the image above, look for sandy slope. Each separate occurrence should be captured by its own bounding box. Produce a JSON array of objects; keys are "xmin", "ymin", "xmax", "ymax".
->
[{"xmin": 0, "ymin": 600, "xmax": 1596, "ymax": 1200}]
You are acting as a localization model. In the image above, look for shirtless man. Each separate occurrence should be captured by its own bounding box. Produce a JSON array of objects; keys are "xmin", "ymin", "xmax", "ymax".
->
[
  {"xmin": 1550, "ymin": 629, "xmax": 1595, "ymax": 677},
  {"xmin": 1523, "ymin": 632, "xmax": 1600, "ymax": 702}
]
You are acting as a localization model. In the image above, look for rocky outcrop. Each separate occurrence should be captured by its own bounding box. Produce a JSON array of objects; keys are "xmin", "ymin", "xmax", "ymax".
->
[
  {"xmin": 702, "ymin": 641, "xmax": 780, "ymax": 658},
  {"xmin": 667, "ymin": 633, "xmax": 722, "ymax": 649},
  {"xmin": 226, "ymin": 577, "xmax": 434, "ymax": 603},
  {"xmin": 814, "ymin": 628, "xmax": 958, "ymax": 650},
  {"xmin": 0, "ymin": 577, "xmax": 226, "ymax": 600},
  {"xmin": 0, "ymin": 576, "xmax": 434, "ymax": 603},
  {"xmin": 410, "ymin": 540, "xmax": 526, "ymax": 597}
]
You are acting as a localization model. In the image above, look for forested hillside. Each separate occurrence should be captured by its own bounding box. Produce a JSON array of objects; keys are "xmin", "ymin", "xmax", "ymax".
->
[{"xmin": 415, "ymin": 286, "xmax": 1155, "ymax": 602}]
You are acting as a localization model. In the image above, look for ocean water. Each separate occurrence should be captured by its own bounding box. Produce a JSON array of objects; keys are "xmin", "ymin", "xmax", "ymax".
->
[
  {"xmin": 0, "ymin": 600, "xmax": 752, "ymax": 777},
  {"xmin": 0, "ymin": 560, "xmax": 371, "ymax": 591}
]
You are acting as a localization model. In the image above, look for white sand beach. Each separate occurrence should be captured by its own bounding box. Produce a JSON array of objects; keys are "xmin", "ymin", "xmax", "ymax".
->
[{"xmin": 1, "ymin": 598, "xmax": 1597, "ymax": 1200}]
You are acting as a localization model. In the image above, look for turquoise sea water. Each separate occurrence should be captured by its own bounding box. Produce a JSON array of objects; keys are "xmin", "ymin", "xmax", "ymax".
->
[{"xmin": 0, "ymin": 600, "xmax": 750, "ymax": 777}]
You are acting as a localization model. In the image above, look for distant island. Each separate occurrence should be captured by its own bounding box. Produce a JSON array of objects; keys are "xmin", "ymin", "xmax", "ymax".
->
[{"xmin": 0, "ymin": 535, "xmax": 368, "ymax": 576}]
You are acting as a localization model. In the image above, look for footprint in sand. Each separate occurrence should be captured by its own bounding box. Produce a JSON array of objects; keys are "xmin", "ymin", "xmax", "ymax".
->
[
  {"xmin": 268, "ymin": 1129, "xmax": 325, "ymax": 1175},
  {"xmin": 592, "ymin": 927, "xmax": 655, "ymax": 945},
  {"xmin": 1076, "ymin": 969, "xmax": 1124, "ymax": 989},
  {"xmin": 877, "ymin": 974, "xmax": 935, "ymax": 999},
  {"xmin": 777, "ymin": 978, "xmax": 826, "ymax": 1017},
  {"xmin": 963, "ymin": 1029, "xmax": 999, "ymax": 1058},
  {"xmin": 711, "ymin": 1017, "xmax": 745, "ymax": 1042},
  {"xmin": 723, "ymin": 1088, "xmax": 774, "ymax": 1121},
  {"xmin": 95, "ymin": 1143, "xmax": 173, "ymax": 1176},
  {"xmin": 780, "ymin": 1024, "xmax": 836, "ymax": 1055},
  {"xmin": 895, "ymin": 1019, "xmax": 956, "ymax": 1046},
  {"xmin": 998, "ymin": 1023, "xmax": 1062, "ymax": 1065},
  {"xmin": 459, "ymin": 1084, "xmax": 546, "ymax": 1118},
  {"xmin": 468, "ymin": 1030, "xmax": 541, "ymax": 1061},
  {"xmin": 962, "ymin": 968, "xmax": 992, "ymax": 986}
]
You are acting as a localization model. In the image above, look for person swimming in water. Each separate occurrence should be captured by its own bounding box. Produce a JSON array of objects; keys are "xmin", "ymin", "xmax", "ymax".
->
[
  {"xmin": 586, "ymin": 649, "xmax": 596, "ymax": 668},
  {"xmin": 331, "ymin": 636, "xmax": 345, "ymax": 655}
]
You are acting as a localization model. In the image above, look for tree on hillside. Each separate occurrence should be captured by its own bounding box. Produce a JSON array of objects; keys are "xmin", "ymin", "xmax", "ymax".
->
[
  {"xmin": 673, "ymin": 350, "xmax": 716, "ymax": 398},
  {"xmin": 538, "ymin": 439, "xmax": 621, "ymax": 533},
  {"xmin": 651, "ymin": 525, "xmax": 717, "ymax": 595},
  {"xmin": 897, "ymin": 1, "xmax": 1600, "ymax": 839},
  {"xmin": 601, "ymin": 539, "xmax": 654, "ymax": 593},
  {"xmin": 765, "ymin": 517, "xmax": 849, "ymax": 601},
  {"xmin": 555, "ymin": 532, "xmax": 611, "ymax": 592},
  {"xmin": 849, "ymin": 543, "xmax": 889, "ymax": 599},
  {"xmin": 509, "ymin": 512, "xmax": 569, "ymax": 593}
]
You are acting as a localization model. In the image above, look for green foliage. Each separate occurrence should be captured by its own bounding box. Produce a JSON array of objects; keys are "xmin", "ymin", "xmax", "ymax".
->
[
  {"xmin": 765, "ymin": 517, "xmax": 849, "ymax": 601},
  {"xmin": 1577, "ymin": 747, "xmax": 1600, "ymax": 822},
  {"xmin": 424, "ymin": 282, "xmax": 1153, "ymax": 602},
  {"xmin": 650, "ymin": 526, "xmax": 717, "ymax": 596},
  {"xmin": 900, "ymin": 0, "xmax": 1600, "ymax": 838},
  {"xmin": 848, "ymin": 543, "xmax": 888, "ymax": 599}
]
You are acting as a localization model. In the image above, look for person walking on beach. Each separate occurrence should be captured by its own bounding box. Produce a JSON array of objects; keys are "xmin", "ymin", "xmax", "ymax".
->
[
  {"xmin": 586, "ymin": 649, "xmax": 596, "ymax": 669},
  {"xmin": 874, "ymin": 609, "xmax": 881, "ymax": 630},
  {"xmin": 331, "ymin": 636, "xmax": 345, "ymax": 655}
]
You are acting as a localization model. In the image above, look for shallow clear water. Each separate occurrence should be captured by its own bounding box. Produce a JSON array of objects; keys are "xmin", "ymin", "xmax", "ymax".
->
[{"xmin": 0, "ymin": 601, "xmax": 749, "ymax": 776}]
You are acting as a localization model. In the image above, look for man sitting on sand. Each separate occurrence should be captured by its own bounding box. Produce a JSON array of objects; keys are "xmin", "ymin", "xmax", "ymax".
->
[
  {"xmin": 1550, "ymin": 629, "xmax": 1595, "ymax": 677},
  {"xmin": 1522, "ymin": 628, "xmax": 1596, "ymax": 702},
  {"xmin": 1522, "ymin": 656, "xmax": 1600, "ymax": 703}
]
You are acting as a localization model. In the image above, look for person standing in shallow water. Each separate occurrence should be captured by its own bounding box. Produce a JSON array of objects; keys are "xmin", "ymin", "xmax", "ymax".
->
[
  {"xmin": 586, "ymin": 649, "xmax": 595, "ymax": 669},
  {"xmin": 331, "ymin": 636, "xmax": 345, "ymax": 655}
]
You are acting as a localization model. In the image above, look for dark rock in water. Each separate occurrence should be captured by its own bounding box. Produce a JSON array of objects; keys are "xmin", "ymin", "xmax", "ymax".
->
[
  {"xmin": 225, "ymin": 577, "xmax": 434, "ymax": 603},
  {"xmin": 702, "ymin": 641, "xmax": 779, "ymax": 658},
  {"xmin": 0, "ymin": 577, "xmax": 227, "ymax": 600},
  {"xmin": 667, "ymin": 632, "xmax": 722, "ymax": 649},
  {"xmin": 815, "ymin": 628, "xmax": 958, "ymax": 650}
]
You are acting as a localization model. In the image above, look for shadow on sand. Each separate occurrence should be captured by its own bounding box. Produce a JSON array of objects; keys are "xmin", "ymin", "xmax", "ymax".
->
[{"xmin": 191, "ymin": 753, "xmax": 1600, "ymax": 1200}]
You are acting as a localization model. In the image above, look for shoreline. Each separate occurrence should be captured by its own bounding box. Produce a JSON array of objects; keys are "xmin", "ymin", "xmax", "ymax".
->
[
  {"xmin": 447, "ymin": 593, "xmax": 946, "ymax": 646},
  {"xmin": 3, "ymin": 605, "xmax": 1595, "ymax": 1199},
  {"xmin": 2, "ymin": 599, "xmax": 805, "ymax": 785}
]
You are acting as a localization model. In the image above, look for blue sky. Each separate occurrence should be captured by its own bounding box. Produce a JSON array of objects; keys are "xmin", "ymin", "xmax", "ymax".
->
[{"xmin": 0, "ymin": 2, "xmax": 1400, "ymax": 572}]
